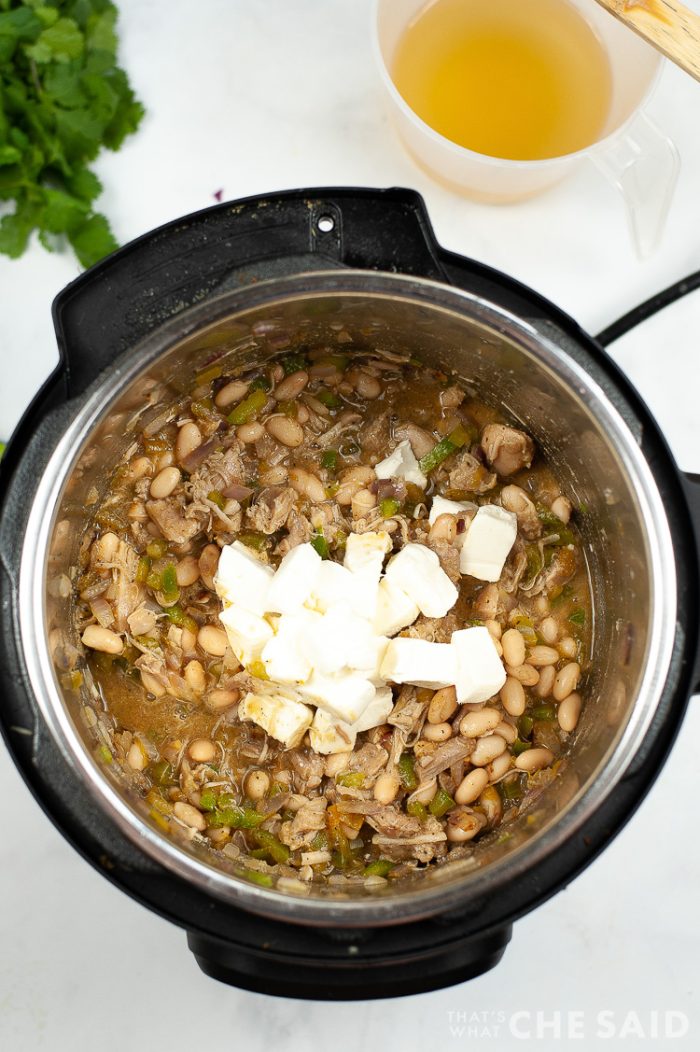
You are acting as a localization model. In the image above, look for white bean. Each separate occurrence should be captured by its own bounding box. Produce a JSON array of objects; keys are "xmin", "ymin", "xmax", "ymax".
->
[
  {"xmin": 459, "ymin": 707, "xmax": 501, "ymax": 738},
  {"xmin": 289, "ymin": 467, "xmax": 326, "ymax": 503},
  {"xmin": 198, "ymin": 625, "xmax": 228, "ymax": 656},
  {"xmin": 515, "ymin": 747, "xmax": 554, "ymax": 773},
  {"xmin": 535, "ymin": 664, "xmax": 556, "ymax": 698},
  {"xmin": 526, "ymin": 645, "xmax": 560, "ymax": 667},
  {"xmin": 455, "ymin": 768, "xmax": 489, "ymax": 805},
  {"xmin": 245, "ymin": 770, "xmax": 270, "ymax": 800},
  {"xmin": 422, "ymin": 721, "xmax": 453, "ymax": 742},
  {"xmin": 215, "ymin": 379, "xmax": 249, "ymax": 408},
  {"xmin": 206, "ymin": 688, "xmax": 240, "ymax": 712},
  {"xmin": 470, "ymin": 734, "xmax": 507, "ymax": 766},
  {"xmin": 127, "ymin": 741, "xmax": 148, "ymax": 772},
  {"xmin": 150, "ymin": 466, "xmax": 181, "ymax": 499},
  {"xmin": 266, "ymin": 415, "xmax": 304, "ymax": 447},
  {"xmin": 500, "ymin": 676, "xmax": 526, "ymax": 717},
  {"xmin": 351, "ymin": 488, "xmax": 377, "ymax": 519},
  {"xmin": 558, "ymin": 635, "xmax": 578, "ymax": 659},
  {"xmin": 274, "ymin": 370, "xmax": 309, "ymax": 400},
  {"xmin": 506, "ymin": 663, "xmax": 540, "ymax": 686},
  {"xmin": 557, "ymin": 692, "xmax": 582, "ymax": 732},
  {"xmin": 427, "ymin": 686, "xmax": 458, "ymax": 724},
  {"xmin": 184, "ymin": 659, "xmax": 206, "ymax": 693},
  {"xmin": 174, "ymin": 801, "xmax": 206, "ymax": 831},
  {"xmin": 538, "ymin": 616, "xmax": 559, "ymax": 644},
  {"xmin": 81, "ymin": 625, "xmax": 123, "ymax": 654},
  {"xmin": 501, "ymin": 628, "xmax": 526, "ymax": 667},
  {"xmin": 553, "ymin": 662, "xmax": 581, "ymax": 701},
  {"xmin": 176, "ymin": 556, "xmax": 200, "ymax": 587},
  {"xmin": 551, "ymin": 495, "xmax": 572, "ymax": 524},
  {"xmin": 373, "ymin": 771, "xmax": 400, "ymax": 804},
  {"xmin": 354, "ymin": 372, "xmax": 382, "ymax": 399},
  {"xmin": 237, "ymin": 421, "xmax": 265, "ymax": 443},
  {"xmin": 176, "ymin": 421, "xmax": 202, "ymax": 463},
  {"xmin": 188, "ymin": 738, "xmax": 217, "ymax": 763}
]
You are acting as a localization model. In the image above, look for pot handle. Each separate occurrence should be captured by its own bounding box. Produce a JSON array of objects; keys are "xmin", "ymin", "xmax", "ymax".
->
[
  {"xmin": 681, "ymin": 472, "xmax": 700, "ymax": 695},
  {"xmin": 52, "ymin": 187, "xmax": 447, "ymax": 398}
]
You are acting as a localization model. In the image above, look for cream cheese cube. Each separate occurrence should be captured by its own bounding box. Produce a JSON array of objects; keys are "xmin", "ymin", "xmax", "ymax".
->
[
  {"xmin": 343, "ymin": 531, "xmax": 392, "ymax": 619},
  {"xmin": 459, "ymin": 505, "xmax": 518, "ymax": 582},
  {"xmin": 352, "ymin": 685, "xmax": 394, "ymax": 732},
  {"xmin": 238, "ymin": 690, "xmax": 313, "ymax": 749},
  {"xmin": 380, "ymin": 637, "xmax": 458, "ymax": 689},
  {"xmin": 375, "ymin": 439, "xmax": 427, "ymax": 489},
  {"xmin": 310, "ymin": 559, "xmax": 359, "ymax": 614},
  {"xmin": 428, "ymin": 495, "xmax": 476, "ymax": 525},
  {"xmin": 266, "ymin": 542, "xmax": 323, "ymax": 614},
  {"xmin": 385, "ymin": 543, "xmax": 459, "ymax": 619},
  {"xmin": 304, "ymin": 603, "xmax": 380, "ymax": 676},
  {"xmin": 452, "ymin": 626, "xmax": 506, "ymax": 704},
  {"xmin": 214, "ymin": 541, "xmax": 274, "ymax": 615},
  {"xmin": 219, "ymin": 604, "xmax": 274, "ymax": 667},
  {"xmin": 309, "ymin": 708, "xmax": 356, "ymax": 754},
  {"xmin": 299, "ymin": 671, "xmax": 376, "ymax": 724},
  {"xmin": 428, "ymin": 496, "xmax": 477, "ymax": 548},
  {"xmin": 261, "ymin": 611, "xmax": 320, "ymax": 684},
  {"xmin": 374, "ymin": 577, "xmax": 420, "ymax": 637}
]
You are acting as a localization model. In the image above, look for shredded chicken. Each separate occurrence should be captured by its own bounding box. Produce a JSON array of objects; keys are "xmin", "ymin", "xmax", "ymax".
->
[
  {"xmin": 481, "ymin": 424, "xmax": 535, "ymax": 477},
  {"xmin": 246, "ymin": 486, "xmax": 296, "ymax": 534}
]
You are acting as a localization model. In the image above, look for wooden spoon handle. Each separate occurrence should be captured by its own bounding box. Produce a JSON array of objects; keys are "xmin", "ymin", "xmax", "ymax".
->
[{"xmin": 593, "ymin": 0, "xmax": 700, "ymax": 82}]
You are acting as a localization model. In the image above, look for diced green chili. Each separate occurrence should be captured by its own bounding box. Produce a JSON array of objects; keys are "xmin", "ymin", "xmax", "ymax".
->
[
  {"xmin": 97, "ymin": 744, "xmax": 113, "ymax": 765},
  {"xmin": 241, "ymin": 869, "xmax": 274, "ymax": 887},
  {"xmin": 208, "ymin": 806, "xmax": 266, "ymax": 829},
  {"xmin": 317, "ymin": 353, "xmax": 349, "ymax": 371},
  {"xmin": 336, "ymin": 771, "xmax": 365, "ymax": 789},
  {"xmin": 321, "ymin": 449, "xmax": 338, "ymax": 471},
  {"xmin": 536, "ymin": 505, "xmax": 575, "ymax": 546},
  {"xmin": 531, "ymin": 703, "xmax": 556, "ymax": 721},
  {"xmin": 150, "ymin": 760, "xmax": 174, "ymax": 786},
  {"xmin": 164, "ymin": 605, "xmax": 188, "ymax": 626},
  {"xmin": 568, "ymin": 607, "xmax": 586, "ymax": 626},
  {"xmin": 512, "ymin": 738, "xmax": 531, "ymax": 756},
  {"xmin": 190, "ymin": 398, "xmax": 216, "ymax": 419},
  {"xmin": 418, "ymin": 423, "xmax": 471, "ymax": 475},
  {"xmin": 310, "ymin": 830, "xmax": 328, "ymax": 851},
  {"xmin": 146, "ymin": 570, "xmax": 162, "ymax": 591},
  {"xmin": 227, "ymin": 388, "xmax": 268, "ymax": 426},
  {"xmin": 397, "ymin": 753, "xmax": 419, "ymax": 791},
  {"xmin": 517, "ymin": 714, "xmax": 534, "ymax": 740},
  {"xmin": 363, "ymin": 859, "xmax": 396, "ymax": 877},
  {"xmin": 135, "ymin": 556, "xmax": 151, "ymax": 585},
  {"xmin": 316, "ymin": 389, "xmax": 341, "ymax": 409},
  {"xmin": 276, "ymin": 400, "xmax": 297, "ymax": 418},
  {"xmin": 195, "ymin": 364, "xmax": 223, "ymax": 386},
  {"xmin": 146, "ymin": 539, "xmax": 168, "ymax": 559},
  {"xmin": 380, "ymin": 497, "xmax": 400, "ymax": 518},
  {"xmin": 497, "ymin": 772, "xmax": 528, "ymax": 804},
  {"xmin": 249, "ymin": 375, "xmax": 272, "ymax": 393},
  {"xmin": 406, "ymin": 799, "xmax": 428, "ymax": 821},
  {"xmin": 199, "ymin": 789, "xmax": 218, "ymax": 811},
  {"xmin": 310, "ymin": 532, "xmax": 330, "ymax": 559},
  {"xmin": 207, "ymin": 489, "xmax": 226, "ymax": 509},
  {"xmin": 281, "ymin": 353, "xmax": 307, "ymax": 375},
  {"xmin": 237, "ymin": 531, "xmax": 268, "ymax": 551},
  {"xmin": 160, "ymin": 564, "xmax": 180, "ymax": 604},
  {"xmin": 429, "ymin": 788, "xmax": 455, "ymax": 818},
  {"xmin": 252, "ymin": 829, "xmax": 290, "ymax": 865},
  {"xmin": 327, "ymin": 808, "xmax": 356, "ymax": 871}
]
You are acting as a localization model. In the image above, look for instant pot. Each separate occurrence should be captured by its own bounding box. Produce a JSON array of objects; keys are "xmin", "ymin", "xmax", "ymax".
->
[{"xmin": 1, "ymin": 188, "xmax": 698, "ymax": 999}]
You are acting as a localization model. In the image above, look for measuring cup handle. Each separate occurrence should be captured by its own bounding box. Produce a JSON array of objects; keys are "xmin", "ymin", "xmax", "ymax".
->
[{"xmin": 590, "ymin": 111, "xmax": 679, "ymax": 259}]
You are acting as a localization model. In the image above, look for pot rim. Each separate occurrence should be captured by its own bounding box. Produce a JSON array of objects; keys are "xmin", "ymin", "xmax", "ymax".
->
[{"xmin": 18, "ymin": 269, "xmax": 677, "ymax": 926}]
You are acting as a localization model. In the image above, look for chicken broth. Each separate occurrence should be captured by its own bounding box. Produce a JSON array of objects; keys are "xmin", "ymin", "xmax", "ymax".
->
[{"xmin": 75, "ymin": 348, "xmax": 591, "ymax": 887}]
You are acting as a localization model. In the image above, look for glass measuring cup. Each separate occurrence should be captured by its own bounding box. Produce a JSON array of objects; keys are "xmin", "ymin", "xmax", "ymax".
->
[{"xmin": 373, "ymin": 0, "xmax": 679, "ymax": 256}]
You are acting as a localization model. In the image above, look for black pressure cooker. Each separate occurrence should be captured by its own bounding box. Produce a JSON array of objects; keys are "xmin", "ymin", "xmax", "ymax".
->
[{"xmin": 0, "ymin": 188, "xmax": 698, "ymax": 999}]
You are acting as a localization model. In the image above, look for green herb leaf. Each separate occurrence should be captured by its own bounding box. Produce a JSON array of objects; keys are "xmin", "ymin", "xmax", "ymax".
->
[{"xmin": 0, "ymin": 1, "xmax": 143, "ymax": 266}]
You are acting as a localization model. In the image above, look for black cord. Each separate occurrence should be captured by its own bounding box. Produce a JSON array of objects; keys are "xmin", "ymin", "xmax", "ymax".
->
[{"xmin": 596, "ymin": 269, "xmax": 700, "ymax": 347}]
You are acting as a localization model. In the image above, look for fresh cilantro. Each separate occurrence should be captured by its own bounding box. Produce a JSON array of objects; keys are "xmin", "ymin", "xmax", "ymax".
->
[{"xmin": 0, "ymin": 1, "xmax": 144, "ymax": 267}]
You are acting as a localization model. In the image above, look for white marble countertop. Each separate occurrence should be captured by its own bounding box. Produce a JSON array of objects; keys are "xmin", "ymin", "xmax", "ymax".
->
[{"xmin": 1, "ymin": 1, "xmax": 699, "ymax": 1047}]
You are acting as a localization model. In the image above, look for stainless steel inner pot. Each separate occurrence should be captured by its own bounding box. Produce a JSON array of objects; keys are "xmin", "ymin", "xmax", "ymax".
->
[{"xmin": 19, "ymin": 270, "xmax": 677, "ymax": 926}]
